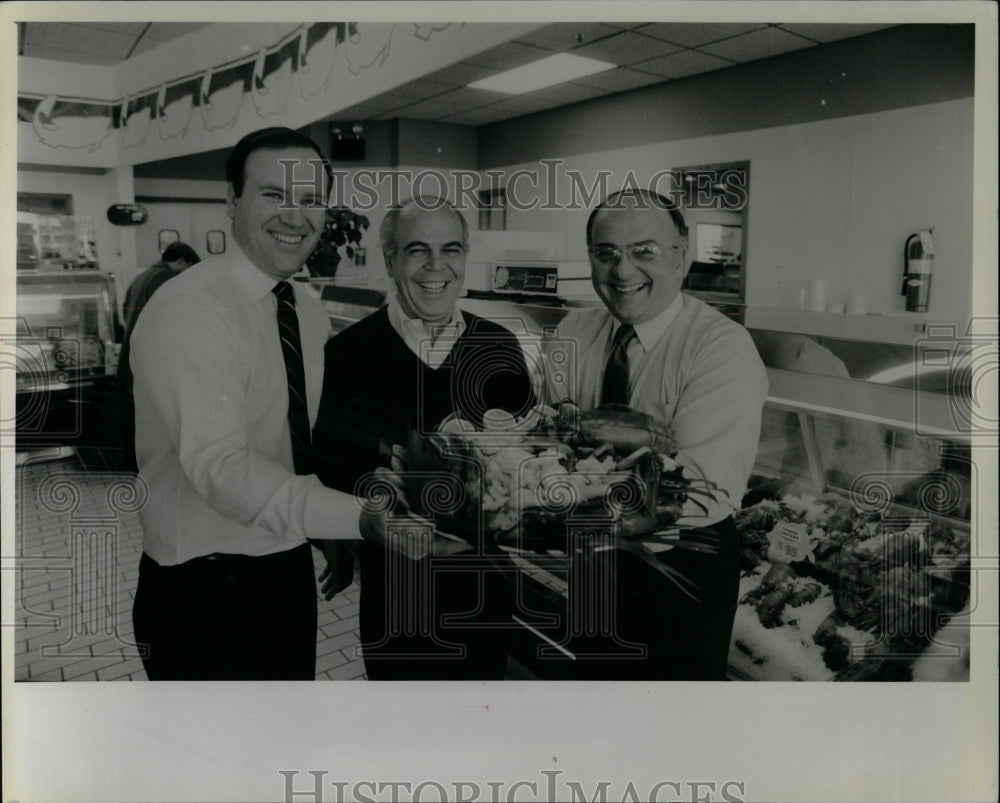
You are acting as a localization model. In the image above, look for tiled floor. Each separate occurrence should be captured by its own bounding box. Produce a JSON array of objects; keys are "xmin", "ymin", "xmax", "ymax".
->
[{"xmin": 12, "ymin": 455, "xmax": 366, "ymax": 681}]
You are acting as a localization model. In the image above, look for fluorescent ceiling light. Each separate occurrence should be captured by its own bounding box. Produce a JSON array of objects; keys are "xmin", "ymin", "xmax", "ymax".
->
[{"xmin": 468, "ymin": 53, "xmax": 616, "ymax": 94}]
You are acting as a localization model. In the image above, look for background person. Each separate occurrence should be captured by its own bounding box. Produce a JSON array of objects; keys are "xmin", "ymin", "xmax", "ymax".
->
[
  {"xmin": 546, "ymin": 188, "xmax": 768, "ymax": 679},
  {"xmin": 116, "ymin": 241, "xmax": 200, "ymax": 471},
  {"xmin": 312, "ymin": 197, "xmax": 536, "ymax": 680}
]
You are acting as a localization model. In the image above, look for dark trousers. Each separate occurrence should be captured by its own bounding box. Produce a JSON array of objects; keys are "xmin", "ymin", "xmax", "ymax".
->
[
  {"xmin": 359, "ymin": 543, "xmax": 514, "ymax": 680},
  {"xmin": 133, "ymin": 543, "xmax": 317, "ymax": 680},
  {"xmin": 569, "ymin": 517, "xmax": 741, "ymax": 680}
]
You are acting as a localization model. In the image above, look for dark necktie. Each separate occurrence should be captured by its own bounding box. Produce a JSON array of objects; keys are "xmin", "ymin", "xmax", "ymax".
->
[
  {"xmin": 601, "ymin": 324, "xmax": 636, "ymax": 405},
  {"xmin": 273, "ymin": 282, "xmax": 355, "ymax": 594},
  {"xmin": 272, "ymin": 282, "xmax": 312, "ymax": 473}
]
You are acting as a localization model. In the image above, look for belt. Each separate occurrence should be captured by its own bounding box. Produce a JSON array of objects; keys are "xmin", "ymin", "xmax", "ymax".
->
[{"xmin": 174, "ymin": 543, "xmax": 311, "ymax": 566}]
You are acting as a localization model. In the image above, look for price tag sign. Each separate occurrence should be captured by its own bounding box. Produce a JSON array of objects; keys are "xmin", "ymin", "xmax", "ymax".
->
[{"xmin": 766, "ymin": 521, "xmax": 815, "ymax": 564}]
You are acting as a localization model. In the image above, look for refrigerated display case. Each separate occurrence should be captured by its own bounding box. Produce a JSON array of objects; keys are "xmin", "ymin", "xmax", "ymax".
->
[
  {"xmin": 726, "ymin": 364, "xmax": 972, "ymax": 681},
  {"xmin": 17, "ymin": 212, "xmax": 99, "ymax": 272},
  {"xmin": 15, "ymin": 272, "xmax": 119, "ymax": 387},
  {"xmin": 501, "ymin": 334, "xmax": 973, "ymax": 681},
  {"xmin": 14, "ymin": 272, "xmax": 124, "ymax": 464}
]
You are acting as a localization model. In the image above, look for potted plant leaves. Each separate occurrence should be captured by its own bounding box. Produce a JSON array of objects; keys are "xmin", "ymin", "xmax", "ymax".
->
[{"xmin": 306, "ymin": 206, "xmax": 370, "ymax": 279}]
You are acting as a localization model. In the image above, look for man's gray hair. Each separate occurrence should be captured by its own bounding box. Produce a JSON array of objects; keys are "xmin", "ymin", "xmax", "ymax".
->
[{"xmin": 380, "ymin": 196, "xmax": 469, "ymax": 258}]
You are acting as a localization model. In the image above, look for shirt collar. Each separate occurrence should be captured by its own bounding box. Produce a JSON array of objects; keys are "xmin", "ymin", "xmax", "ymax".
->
[
  {"xmin": 611, "ymin": 293, "xmax": 684, "ymax": 353},
  {"xmin": 226, "ymin": 238, "xmax": 298, "ymax": 304},
  {"xmin": 387, "ymin": 294, "xmax": 466, "ymax": 341}
]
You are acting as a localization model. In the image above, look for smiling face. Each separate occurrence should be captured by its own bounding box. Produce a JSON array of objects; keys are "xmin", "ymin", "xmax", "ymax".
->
[
  {"xmin": 386, "ymin": 204, "xmax": 467, "ymax": 324},
  {"xmin": 227, "ymin": 146, "xmax": 328, "ymax": 281},
  {"xmin": 589, "ymin": 203, "xmax": 689, "ymax": 325}
]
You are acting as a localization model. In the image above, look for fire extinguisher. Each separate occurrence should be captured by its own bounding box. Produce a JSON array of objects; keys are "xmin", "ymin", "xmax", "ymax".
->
[{"xmin": 902, "ymin": 229, "xmax": 935, "ymax": 312}]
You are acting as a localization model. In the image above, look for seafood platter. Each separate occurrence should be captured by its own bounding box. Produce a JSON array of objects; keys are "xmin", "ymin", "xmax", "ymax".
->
[
  {"xmin": 404, "ymin": 402, "xmax": 721, "ymax": 583},
  {"xmin": 728, "ymin": 482, "xmax": 971, "ymax": 681}
]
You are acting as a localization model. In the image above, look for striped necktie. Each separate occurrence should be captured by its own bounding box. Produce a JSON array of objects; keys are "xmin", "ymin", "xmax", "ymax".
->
[
  {"xmin": 273, "ymin": 281, "xmax": 355, "ymax": 593},
  {"xmin": 601, "ymin": 324, "xmax": 636, "ymax": 406},
  {"xmin": 272, "ymin": 282, "xmax": 312, "ymax": 473}
]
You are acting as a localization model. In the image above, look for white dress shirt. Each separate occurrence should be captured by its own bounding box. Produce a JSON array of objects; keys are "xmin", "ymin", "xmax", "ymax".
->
[
  {"xmin": 130, "ymin": 242, "xmax": 360, "ymax": 565},
  {"xmin": 546, "ymin": 293, "xmax": 768, "ymax": 526},
  {"xmin": 386, "ymin": 295, "xmax": 467, "ymax": 369}
]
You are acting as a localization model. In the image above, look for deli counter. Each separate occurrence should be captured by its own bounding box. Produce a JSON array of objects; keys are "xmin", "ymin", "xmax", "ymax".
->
[
  {"xmin": 314, "ymin": 282, "xmax": 973, "ymax": 682},
  {"xmin": 13, "ymin": 271, "xmax": 124, "ymax": 466}
]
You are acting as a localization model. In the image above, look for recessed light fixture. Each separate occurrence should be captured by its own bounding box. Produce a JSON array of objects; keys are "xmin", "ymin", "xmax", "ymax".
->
[{"xmin": 468, "ymin": 53, "xmax": 616, "ymax": 94}]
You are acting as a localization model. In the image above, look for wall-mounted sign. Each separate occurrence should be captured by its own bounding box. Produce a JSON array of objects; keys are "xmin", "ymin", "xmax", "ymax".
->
[{"xmin": 106, "ymin": 203, "xmax": 148, "ymax": 226}]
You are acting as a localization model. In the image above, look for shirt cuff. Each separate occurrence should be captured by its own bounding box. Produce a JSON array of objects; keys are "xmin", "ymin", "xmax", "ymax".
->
[{"xmin": 303, "ymin": 475, "xmax": 362, "ymax": 540}]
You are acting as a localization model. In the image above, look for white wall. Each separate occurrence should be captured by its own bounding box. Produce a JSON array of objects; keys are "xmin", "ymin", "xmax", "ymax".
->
[{"xmin": 487, "ymin": 98, "xmax": 974, "ymax": 322}]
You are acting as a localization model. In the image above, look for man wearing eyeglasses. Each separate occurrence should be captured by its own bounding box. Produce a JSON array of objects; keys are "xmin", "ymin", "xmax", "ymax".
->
[
  {"xmin": 312, "ymin": 196, "xmax": 536, "ymax": 679},
  {"xmin": 547, "ymin": 188, "xmax": 767, "ymax": 680}
]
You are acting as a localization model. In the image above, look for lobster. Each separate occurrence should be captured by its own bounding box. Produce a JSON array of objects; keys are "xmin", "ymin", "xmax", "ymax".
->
[{"xmin": 554, "ymin": 401, "xmax": 676, "ymax": 455}]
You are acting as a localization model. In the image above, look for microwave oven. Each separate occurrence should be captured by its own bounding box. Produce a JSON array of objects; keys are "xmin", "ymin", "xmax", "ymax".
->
[{"xmin": 491, "ymin": 260, "xmax": 559, "ymax": 295}]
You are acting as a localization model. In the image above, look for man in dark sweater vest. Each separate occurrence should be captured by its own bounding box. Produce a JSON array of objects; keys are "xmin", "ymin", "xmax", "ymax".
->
[{"xmin": 312, "ymin": 197, "xmax": 536, "ymax": 679}]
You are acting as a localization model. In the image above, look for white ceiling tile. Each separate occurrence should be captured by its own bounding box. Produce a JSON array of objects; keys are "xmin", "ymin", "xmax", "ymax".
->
[
  {"xmin": 25, "ymin": 22, "xmax": 134, "ymax": 57},
  {"xmin": 514, "ymin": 22, "xmax": 621, "ymax": 52},
  {"xmin": 405, "ymin": 77, "xmax": 456, "ymax": 94},
  {"xmin": 431, "ymin": 86, "xmax": 510, "ymax": 107},
  {"xmin": 777, "ymin": 23, "xmax": 897, "ymax": 44},
  {"xmin": 640, "ymin": 22, "xmax": 769, "ymax": 48},
  {"xmin": 524, "ymin": 82, "xmax": 611, "ymax": 104},
  {"xmin": 486, "ymin": 95, "xmax": 556, "ymax": 115},
  {"xmin": 328, "ymin": 104, "xmax": 385, "ymax": 121},
  {"xmin": 73, "ymin": 22, "xmax": 150, "ymax": 36},
  {"xmin": 396, "ymin": 107, "xmax": 451, "ymax": 120},
  {"xmin": 633, "ymin": 49, "xmax": 735, "ymax": 79},
  {"xmin": 571, "ymin": 67, "xmax": 667, "ymax": 93},
  {"xmin": 375, "ymin": 81, "xmax": 457, "ymax": 104},
  {"xmin": 442, "ymin": 107, "xmax": 510, "ymax": 126},
  {"xmin": 462, "ymin": 41, "xmax": 551, "ymax": 71},
  {"xmin": 699, "ymin": 27, "xmax": 816, "ymax": 62},
  {"xmin": 420, "ymin": 62, "xmax": 496, "ymax": 86},
  {"xmin": 128, "ymin": 37, "xmax": 170, "ymax": 58},
  {"xmin": 21, "ymin": 43, "xmax": 123, "ymax": 65},
  {"xmin": 569, "ymin": 31, "xmax": 683, "ymax": 66},
  {"xmin": 143, "ymin": 23, "xmax": 210, "ymax": 41},
  {"xmin": 360, "ymin": 92, "xmax": 423, "ymax": 113},
  {"xmin": 394, "ymin": 97, "xmax": 468, "ymax": 118}
]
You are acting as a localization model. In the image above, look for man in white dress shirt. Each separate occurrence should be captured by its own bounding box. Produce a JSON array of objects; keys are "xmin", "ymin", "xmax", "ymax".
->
[
  {"xmin": 130, "ymin": 127, "xmax": 364, "ymax": 680},
  {"xmin": 547, "ymin": 188, "xmax": 768, "ymax": 679}
]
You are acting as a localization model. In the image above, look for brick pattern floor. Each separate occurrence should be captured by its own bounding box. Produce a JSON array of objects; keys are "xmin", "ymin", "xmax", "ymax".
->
[{"xmin": 12, "ymin": 456, "xmax": 366, "ymax": 681}]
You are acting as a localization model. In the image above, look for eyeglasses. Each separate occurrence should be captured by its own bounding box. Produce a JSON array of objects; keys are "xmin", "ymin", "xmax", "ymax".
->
[{"xmin": 587, "ymin": 242, "xmax": 682, "ymax": 267}]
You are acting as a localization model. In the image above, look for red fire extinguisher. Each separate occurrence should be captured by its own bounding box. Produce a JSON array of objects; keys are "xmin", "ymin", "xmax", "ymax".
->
[{"xmin": 902, "ymin": 229, "xmax": 935, "ymax": 312}]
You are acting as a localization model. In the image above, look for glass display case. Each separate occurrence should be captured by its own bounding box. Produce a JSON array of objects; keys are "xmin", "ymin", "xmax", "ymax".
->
[
  {"xmin": 15, "ymin": 272, "xmax": 122, "ymax": 457},
  {"xmin": 727, "ymin": 366, "xmax": 972, "ymax": 681},
  {"xmin": 17, "ymin": 212, "xmax": 99, "ymax": 271},
  {"xmin": 498, "ymin": 335, "xmax": 973, "ymax": 681},
  {"xmin": 15, "ymin": 272, "xmax": 119, "ymax": 391}
]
